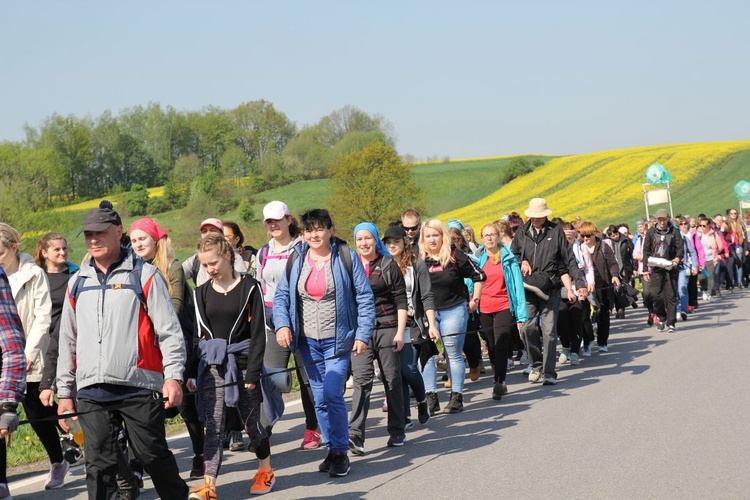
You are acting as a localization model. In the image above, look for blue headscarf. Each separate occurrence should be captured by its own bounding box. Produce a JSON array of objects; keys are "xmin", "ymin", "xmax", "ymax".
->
[
  {"xmin": 448, "ymin": 218, "xmax": 464, "ymax": 231},
  {"xmin": 353, "ymin": 222, "xmax": 390, "ymax": 257}
]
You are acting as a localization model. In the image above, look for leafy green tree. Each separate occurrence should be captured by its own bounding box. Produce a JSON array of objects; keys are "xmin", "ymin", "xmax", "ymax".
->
[
  {"xmin": 118, "ymin": 103, "xmax": 173, "ymax": 184},
  {"xmin": 317, "ymin": 105, "xmax": 395, "ymax": 147},
  {"xmin": 232, "ymin": 100, "xmax": 297, "ymax": 172},
  {"xmin": 281, "ymin": 126, "xmax": 329, "ymax": 180},
  {"xmin": 327, "ymin": 141, "xmax": 423, "ymax": 228},
  {"xmin": 499, "ymin": 157, "xmax": 534, "ymax": 184},
  {"xmin": 238, "ymin": 199, "xmax": 255, "ymax": 224},
  {"xmin": 37, "ymin": 114, "xmax": 95, "ymax": 198},
  {"xmin": 189, "ymin": 107, "xmax": 234, "ymax": 171},
  {"xmin": 122, "ymin": 184, "xmax": 149, "ymax": 216}
]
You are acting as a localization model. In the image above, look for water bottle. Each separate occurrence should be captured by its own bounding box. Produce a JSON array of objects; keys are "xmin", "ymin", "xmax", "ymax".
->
[{"xmin": 63, "ymin": 411, "xmax": 84, "ymax": 446}]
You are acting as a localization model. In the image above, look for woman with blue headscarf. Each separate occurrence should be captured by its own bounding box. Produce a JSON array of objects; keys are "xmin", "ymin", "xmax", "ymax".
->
[{"xmin": 347, "ymin": 222, "xmax": 409, "ymax": 453}]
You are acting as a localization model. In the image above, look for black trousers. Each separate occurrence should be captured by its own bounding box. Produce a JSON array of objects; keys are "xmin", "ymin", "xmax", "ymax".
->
[
  {"xmin": 558, "ymin": 298, "xmax": 584, "ymax": 355},
  {"xmin": 596, "ymin": 292, "xmax": 612, "ymax": 347},
  {"xmin": 462, "ymin": 313, "xmax": 483, "ymax": 369},
  {"xmin": 23, "ymin": 381, "xmax": 63, "ymax": 464},
  {"xmin": 478, "ymin": 309, "xmax": 514, "ymax": 383},
  {"xmin": 77, "ymin": 396, "xmax": 188, "ymax": 500},
  {"xmin": 581, "ymin": 300, "xmax": 594, "ymax": 348},
  {"xmin": 650, "ymin": 269, "xmax": 678, "ymax": 326},
  {"xmin": 688, "ymin": 274, "xmax": 699, "ymax": 309}
]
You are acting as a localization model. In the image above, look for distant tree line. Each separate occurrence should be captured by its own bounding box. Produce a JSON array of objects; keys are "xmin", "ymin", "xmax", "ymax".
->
[{"xmin": 0, "ymin": 101, "xmax": 395, "ymax": 227}]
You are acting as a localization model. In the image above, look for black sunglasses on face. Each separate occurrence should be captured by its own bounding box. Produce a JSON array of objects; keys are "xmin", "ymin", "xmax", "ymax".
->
[{"xmin": 403, "ymin": 225, "xmax": 419, "ymax": 231}]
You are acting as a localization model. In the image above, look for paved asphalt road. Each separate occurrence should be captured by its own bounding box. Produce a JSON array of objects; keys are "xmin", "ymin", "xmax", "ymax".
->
[{"xmin": 10, "ymin": 288, "xmax": 750, "ymax": 499}]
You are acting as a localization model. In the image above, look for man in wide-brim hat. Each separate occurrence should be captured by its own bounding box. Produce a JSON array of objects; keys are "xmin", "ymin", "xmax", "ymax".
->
[{"xmin": 511, "ymin": 198, "xmax": 588, "ymax": 386}]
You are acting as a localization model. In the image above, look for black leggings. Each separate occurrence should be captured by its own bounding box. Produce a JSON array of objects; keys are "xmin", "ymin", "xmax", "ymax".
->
[
  {"xmin": 23, "ymin": 382, "xmax": 63, "ymax": 464},
  {"xmin": 478, "ymin": 309, "xmax": 515, "ymax": 383}
]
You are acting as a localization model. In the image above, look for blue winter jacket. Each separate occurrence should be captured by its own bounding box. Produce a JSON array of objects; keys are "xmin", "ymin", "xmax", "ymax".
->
[
  {"xmin": 475, "ymin": 244, "xmax": 528, "ymax": 323},
  {"xmin": 272, "ymin": 238, "xmax": 375, "ymax": 355}
]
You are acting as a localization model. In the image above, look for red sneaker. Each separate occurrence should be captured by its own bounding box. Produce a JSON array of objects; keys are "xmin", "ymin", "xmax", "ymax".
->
[
  {"xmin": 300, "ymin": 428, "xmax": 322, "ymax": 450},
  {"xmin": 647, "ymin": 313, "xmax": 654, "ymax": 326}
]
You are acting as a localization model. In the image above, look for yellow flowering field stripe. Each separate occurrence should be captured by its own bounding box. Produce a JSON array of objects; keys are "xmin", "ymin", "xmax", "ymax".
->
[
  {"xmin": 53, "ymin": 186, "xmax": 165, "ymax": 212},
  {"xmin": 438, "ymin": 140, "xmax": 750, "ymax": 228}
]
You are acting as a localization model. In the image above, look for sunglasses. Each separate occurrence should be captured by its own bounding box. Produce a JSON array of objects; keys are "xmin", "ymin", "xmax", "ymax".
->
[
  {"xmin": 699, "ymin": 224, "xmax": 708, "ymax": 227},
  {"xmin": 679, "ymin": 222, "xmax": 688, "ymax": 226},
  {"xmin": 581, "ymin": 234, "xmax": 593, "ymax": 238},
  {"xmin": 403, "ymin": 225, "xmax": 419, "ymax": 232}
]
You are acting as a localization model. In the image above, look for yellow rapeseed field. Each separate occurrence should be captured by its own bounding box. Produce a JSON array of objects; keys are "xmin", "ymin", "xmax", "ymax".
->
[
  {"xmin": 438, "ymin": 140, "xmax": 750, "ymax": 228},
  {"xmin": 53, "ymin": 186, "xmax": 165, "ymax": 212}
]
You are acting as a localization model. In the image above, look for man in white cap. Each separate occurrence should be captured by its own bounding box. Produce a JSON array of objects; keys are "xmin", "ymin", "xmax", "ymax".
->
[
  {"xmin": 511, "ymin": 198, "xmax": 587, "ymax": 385},
  {"xmin": 183, "ymin": 218, "xmax": 247, "ymax": 287}
]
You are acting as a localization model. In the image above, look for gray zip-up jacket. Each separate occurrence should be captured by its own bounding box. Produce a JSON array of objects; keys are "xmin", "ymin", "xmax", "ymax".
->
[{"xmin": 56, "ymin": 250, "xmax": 186, "ymax": 399}]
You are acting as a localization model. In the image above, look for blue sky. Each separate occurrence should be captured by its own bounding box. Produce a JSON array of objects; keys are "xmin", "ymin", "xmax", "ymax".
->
[{"xmin": 2, "ymin": 1, "xmax": 748, "ymax": 159}]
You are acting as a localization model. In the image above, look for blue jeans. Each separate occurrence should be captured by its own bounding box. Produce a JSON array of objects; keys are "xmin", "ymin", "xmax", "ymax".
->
[
  {"xmin": 677, "ymin": 269, "xmax": 689, "ymax": 314},
  {"xmin": 400, "ymin": 332, "xmax": 426, "ymax": 418},
  {"xmin": 436, "ymin": 303, "xmax": 468, "ymax": 394},
  {"xmin": 298, "ymin": 337, "xmax": 350, "ymax": 454},
  {"xmin": 420, "ymin": 355, "xmax": 438, "ymax": 393}
]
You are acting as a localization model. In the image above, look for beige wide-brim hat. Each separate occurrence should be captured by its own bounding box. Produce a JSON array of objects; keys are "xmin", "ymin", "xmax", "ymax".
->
[{"xmin": 524, "ymin": 198, "xmax": 553, "ymax": 218}]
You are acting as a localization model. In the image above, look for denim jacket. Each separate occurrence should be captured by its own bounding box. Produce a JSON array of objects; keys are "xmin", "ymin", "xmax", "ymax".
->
[{"xmin": 272, "ymin": 238, "xmax": 375, "ymax": 355}]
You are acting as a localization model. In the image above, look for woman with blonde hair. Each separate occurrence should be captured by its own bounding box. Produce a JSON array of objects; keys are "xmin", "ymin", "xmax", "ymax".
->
[
  {"xmin": 0, "ymin": 223, "xmax": 67, "ymax": 489},
  {"xmin": 419, "ymin": 218, "xmax": 485, "ymax": 413}
]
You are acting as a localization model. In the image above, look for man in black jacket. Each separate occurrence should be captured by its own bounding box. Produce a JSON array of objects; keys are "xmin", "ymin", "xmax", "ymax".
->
[
  {"xmin": 642, "ymin": 209, "xmax": 684, "ymax": 332},
  {"xmin": 512, "ymin": 198, "xmax": 587, "ymax": 385}
]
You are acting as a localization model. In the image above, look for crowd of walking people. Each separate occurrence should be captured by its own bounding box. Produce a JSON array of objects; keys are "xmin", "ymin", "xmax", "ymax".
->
[{"xmin": 0, "ymin": 197, "xmax": 747, "ymax": 499}]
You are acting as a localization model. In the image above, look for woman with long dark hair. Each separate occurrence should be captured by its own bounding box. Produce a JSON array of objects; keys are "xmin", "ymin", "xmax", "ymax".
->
[{"xmin": 382, "ymin": 225, "xmax": 438, "ymax": 424}]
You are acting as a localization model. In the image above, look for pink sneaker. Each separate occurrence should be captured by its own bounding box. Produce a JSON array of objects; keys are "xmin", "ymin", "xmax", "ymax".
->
[{"xmin": 300, "ymin": 428, "xmax": 322, "ymax": 450}]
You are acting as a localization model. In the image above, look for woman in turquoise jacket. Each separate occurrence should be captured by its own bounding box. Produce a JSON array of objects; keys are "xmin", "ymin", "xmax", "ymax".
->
[{"xmin": 474, "ymin": 221, "xmax": 527, "ymax": 401}]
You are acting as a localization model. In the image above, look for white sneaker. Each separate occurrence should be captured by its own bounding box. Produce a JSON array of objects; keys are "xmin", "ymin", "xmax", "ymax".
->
[
  {"xmin": 345, "ymin": 376, "xmax": 354, "ymax": 389},
  {"xmin": 558, "ymin": 349, "xmax": 570, "ymax": 365},
  {"xmin": 702, "ymin": 292, "xmax": 709, "ymax": 301},
  {"xmin": 45, "ymin": 461, "xmax": 69, "ymax": 490},
  {"xmin": 581, "ymin": 347, "xmax": 591, "ymax": 357},
  {"xmin": 528, "ymin": 368, "xmax": 543, "ymax": 383},
  {"xmin": 506, "ymin": 358, "xmax": 514, "ymax": 371},
  {"xmin": 522, "ymin": 365, "xmax": 532, "ymax": 375},
  {"xmin": 599, "ymin": 345, "xmax": 609, "ymax": 353}
]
